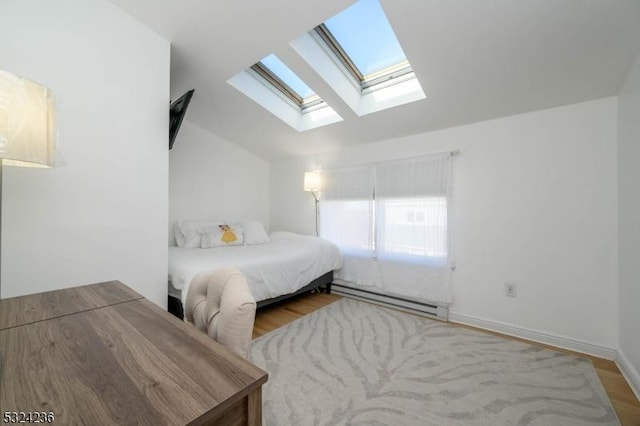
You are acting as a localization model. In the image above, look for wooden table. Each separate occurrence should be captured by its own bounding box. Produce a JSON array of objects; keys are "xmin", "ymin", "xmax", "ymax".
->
[{"xmin": 0, "ymin": 281, "xmax": 268, "ymax": 425}]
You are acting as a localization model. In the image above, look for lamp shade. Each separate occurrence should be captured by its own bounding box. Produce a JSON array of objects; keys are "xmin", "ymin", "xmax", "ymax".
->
[
  {"xmin": 304, "ymin": 171, "xmax": 321, "ymax": 192},
  {"xmin": 0, "ymin": 70, "xmax": 56, "ymax": 168}
]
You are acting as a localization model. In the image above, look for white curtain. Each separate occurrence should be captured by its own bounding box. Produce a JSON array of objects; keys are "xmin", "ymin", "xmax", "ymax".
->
[
  {"xmin": 320, "ymin": 153, "xmax": 453, "ymax": 303},
  {"xmin": 375, "ymin": 154, "xmax": 450, "ymax": 265},
  {"xmin": 320, "ymin": 165, "xmax": 380, "ymax": 286},
  {"xmin": 319, "ymin": 165, "xmax": 374, "ymax": 256}
]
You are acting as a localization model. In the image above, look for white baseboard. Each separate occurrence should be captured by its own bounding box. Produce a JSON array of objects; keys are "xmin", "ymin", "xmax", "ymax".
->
[
  {"xmin": 448, "ymin": 312, "xmax": 617, "ymax": 361},
  {"xmin": 616, "ymin": 350, "xmax": 640, "ymax": 401}
]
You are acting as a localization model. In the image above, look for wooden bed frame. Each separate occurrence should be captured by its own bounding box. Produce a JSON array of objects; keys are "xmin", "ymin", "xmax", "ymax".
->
[{"xmin": 167, "ymin": 271, "xmax": 333, "ymax": 319}]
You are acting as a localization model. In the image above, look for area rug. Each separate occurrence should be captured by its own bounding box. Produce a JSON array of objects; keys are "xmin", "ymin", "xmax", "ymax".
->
[{"xmin": 249, "ymin": 298, "xmax": 619, "ymax": 426}]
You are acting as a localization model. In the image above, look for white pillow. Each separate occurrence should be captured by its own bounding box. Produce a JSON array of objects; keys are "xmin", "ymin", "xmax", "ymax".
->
[
  {"xmin": 200, "ymin": 223, "xmax": 244, "ymax": 248},
  {"xmin": 175, "ymin": 220, "xmax": 223, "ymax": 248},
  {"xmin": 242, "ymin": 220, "xmax": 270, "ymax": 245}
]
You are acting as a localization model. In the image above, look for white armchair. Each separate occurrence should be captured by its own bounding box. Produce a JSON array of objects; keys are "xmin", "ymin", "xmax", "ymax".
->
[{"xmin": 184, "ymin": 267, "xmax": 256, "ymax": 359}]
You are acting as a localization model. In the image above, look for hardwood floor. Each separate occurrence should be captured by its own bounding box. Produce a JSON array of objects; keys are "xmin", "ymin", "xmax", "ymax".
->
[
  {"xmin": 253, "ymin": 291, "xmax": 341, "ymax": 339},
  {"xmin": 253, "ymin": 291, "xmax": 640, "ymax": 426}
]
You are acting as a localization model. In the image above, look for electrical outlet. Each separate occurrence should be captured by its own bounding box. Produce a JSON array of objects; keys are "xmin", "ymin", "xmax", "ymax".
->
[{"xmin": 505, "ymin": 283, "xmax": 517, "ymax": 297}]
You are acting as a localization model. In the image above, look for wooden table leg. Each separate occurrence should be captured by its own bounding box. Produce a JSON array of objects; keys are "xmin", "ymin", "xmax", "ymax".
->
[{"xmin": 247, "ymin": 387, "xmax": 262, "ymax": 426}]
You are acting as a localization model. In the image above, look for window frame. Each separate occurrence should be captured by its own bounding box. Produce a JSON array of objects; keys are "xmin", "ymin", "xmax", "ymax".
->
[
  {"xmin": 314, "ymin": 23, "xmax": 415, "ymax": 92},
  {"xmin": 250, "ymin": 61, "xmax": 326, "ymax": 112}
]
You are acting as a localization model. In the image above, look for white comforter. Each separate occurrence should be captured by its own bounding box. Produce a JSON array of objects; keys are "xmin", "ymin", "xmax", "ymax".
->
[{"xmin": 169, "ymin": 232, "xmax": 343, "ymax": 303}]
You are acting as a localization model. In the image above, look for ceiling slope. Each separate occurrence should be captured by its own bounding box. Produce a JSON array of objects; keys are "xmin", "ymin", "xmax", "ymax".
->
[{"xmin": 109, "ymin": 0, "xmax": 640, "ymax": 159}]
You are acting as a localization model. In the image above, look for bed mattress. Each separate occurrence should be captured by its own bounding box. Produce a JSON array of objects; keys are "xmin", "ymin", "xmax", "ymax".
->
[{"xmin": 169, "ymin": 232, "xmax": 342, "ymax": 303}]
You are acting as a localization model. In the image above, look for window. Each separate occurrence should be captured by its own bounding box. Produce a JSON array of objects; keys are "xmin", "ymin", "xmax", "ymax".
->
[
  {"xmin": 250, "ymin": 54, "xmax": 326, "ymax": 112},
  {"xmin": 320, "ymin": 154, "xmax": 451, "ymax": 264},
  {"xmin": 228, "ymin": 0, "xmax": 423, "ymax": 127},
  {"xmin": 228, "ymin": 53, "xmax": 343, "ymax": 132},
  {"xmin": 315, "ymin": 0, "xmax": 415, "ymax": 92},
  {"xmin": 378, "ymin": 197, "xmax": 447, "ymax": 258},
  {"xmin": 319, "ymin": 165, "xmax": 374, "ymax": 255}
]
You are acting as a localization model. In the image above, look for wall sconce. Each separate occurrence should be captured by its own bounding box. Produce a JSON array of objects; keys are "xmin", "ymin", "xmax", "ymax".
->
[
  {"xmin": 0, "ymin": 70, "xmax": 57, "ymax": 295},
  {"xmin": 303, "ymin": 171, "xmax": 321, "ymax": 236}
]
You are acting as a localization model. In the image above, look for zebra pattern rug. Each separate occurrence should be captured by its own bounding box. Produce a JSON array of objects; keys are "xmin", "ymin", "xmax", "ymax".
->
[{"xmin": 249, "ymin": 298, "xmax": 619, "ymax": 426}]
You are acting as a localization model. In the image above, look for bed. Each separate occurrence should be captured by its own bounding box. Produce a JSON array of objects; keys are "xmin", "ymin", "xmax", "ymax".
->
[{"xmin": 168, "ymin": 231, "xmax": 343, "ymax": 317}]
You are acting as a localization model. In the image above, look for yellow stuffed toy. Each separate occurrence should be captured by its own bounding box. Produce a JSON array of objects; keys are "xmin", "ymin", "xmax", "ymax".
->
[{"xmin": 219, "ymin": 224, "xmax": 238, "ymax": 243}]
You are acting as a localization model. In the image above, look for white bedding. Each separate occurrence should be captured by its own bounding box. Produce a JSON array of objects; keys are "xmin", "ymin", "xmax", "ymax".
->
[{"xmin": 169, "ymin": 232, "xmax": 343, "ymax": 304}]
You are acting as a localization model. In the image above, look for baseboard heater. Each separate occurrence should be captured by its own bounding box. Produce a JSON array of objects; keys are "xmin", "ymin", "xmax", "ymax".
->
[{"xmin": 330, "ymin": 283, "xmax": 449, "ymax": 321}]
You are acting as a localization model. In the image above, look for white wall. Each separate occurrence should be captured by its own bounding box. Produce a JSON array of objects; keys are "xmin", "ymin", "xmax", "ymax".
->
[
  {"xmin": 271, "ymin": 97, "xmax": 619, "ymax": 351},
  {"xmin": 0, "ymin": 0, "xmax": 169, "ymax": 308},
  {"xmin": 618, "ymin": 52, "xmax": 640, "ymax": 394},
  {"xmin": 169, "ymin": 120, "xmax": 270, "ymax": 244}
]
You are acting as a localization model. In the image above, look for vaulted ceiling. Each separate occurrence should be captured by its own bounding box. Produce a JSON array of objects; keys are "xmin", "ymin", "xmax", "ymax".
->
[{"xmin": 109, "ymin": 0, "xmax": 640, "ymax": 159}]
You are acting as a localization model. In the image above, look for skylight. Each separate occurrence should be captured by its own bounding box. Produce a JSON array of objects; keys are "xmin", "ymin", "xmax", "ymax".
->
[
  {"xmin": 227, "ymin": 0, "xmax": 422, "ymax": 128},
  {"xmin": 251, "ymin": 54, "xmax": 324, "ymax": 111},
  {"xmin": 227, "ymin": 53, "xmax": 342, "ymax": 132},
  {"xmin": 316, "ymin": 0, "xmax": 413, "ymax": 90}
]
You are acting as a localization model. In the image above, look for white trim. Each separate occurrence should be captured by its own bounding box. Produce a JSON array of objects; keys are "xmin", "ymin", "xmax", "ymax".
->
[
  {"xmin": 291, "ymin": 32, "xmax": 426, "ymax": 117},
  {"xmin": 616, "ymin": 349, "xmax": 640, "ymax": 401},
  {"xmin": 226, "ymin": 70, "xmax": 342, "ymax": 132},
  {"xmin": 449, "ymin": 312, "xmax": 617, "ymax": 360}
]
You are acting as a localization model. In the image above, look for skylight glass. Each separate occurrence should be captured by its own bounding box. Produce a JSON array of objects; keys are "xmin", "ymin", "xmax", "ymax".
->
[
  {"xmin": 251, "ymin": 54, "xmax": 324, "ymax": 110},
  {"xmin": 323, "ymin": 0, "xmax": 407, "ymax": 77},
  {"xmin": 314, "ymin": 0, "xmax": 416, "ymax": 91},
  {"xmin": 260, "ymin": 54, "xmax": 315, "ymax": 99}
]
